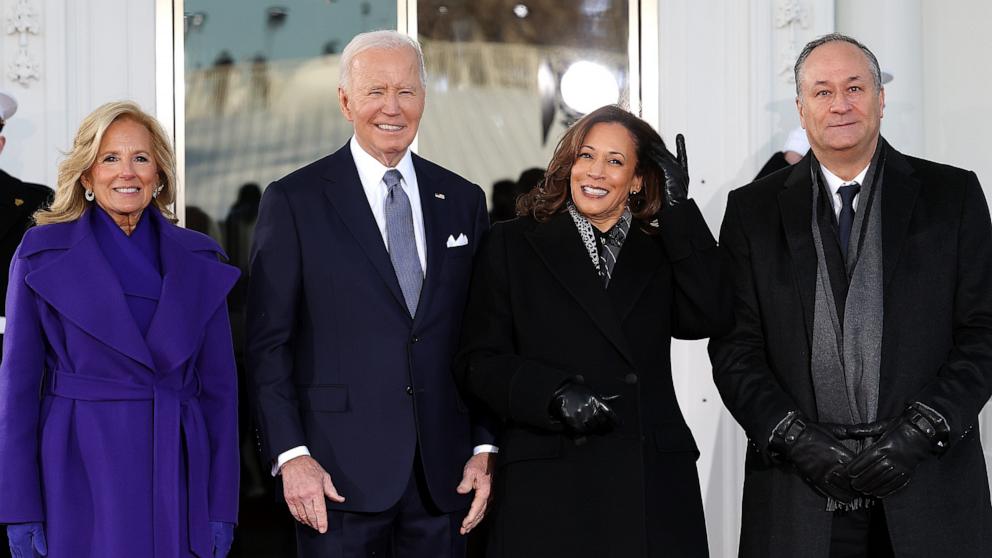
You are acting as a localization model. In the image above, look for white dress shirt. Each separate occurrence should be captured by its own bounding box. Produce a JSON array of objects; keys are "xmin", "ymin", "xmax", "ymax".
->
[
  {"xmin": 820, "ymin": 163, "xmax": 870, "ymax": 219},
  {"xmin": 273, "ymin": 137, "xmax": 495, "ymax": 475},
  {"xmin": 350, "ymin": 136, "xmax": 427, "ymax": 273}
]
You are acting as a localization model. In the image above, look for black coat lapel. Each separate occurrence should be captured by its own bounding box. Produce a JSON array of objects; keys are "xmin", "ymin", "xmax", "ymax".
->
[
  {"xmin": 779, "ymin": 157, "xmax": 817, "ymax": 345},
  {"xmin": 879, "ymin": 142, "xmax": 920, "ymax": 291},
  {"xmin": 320, "ymin": 150, "xmax": 408, "ymax": 315},
  {"xmin": 607, "ymin": 225, "xmax": 663, "ymax": 322},
  {"xmin": 412, "ymin": 155, "xmax": 447, "ymax": 324},
  {"xmin": 525, "ymin": 213, "xmax": 635, "ymax": 365}
]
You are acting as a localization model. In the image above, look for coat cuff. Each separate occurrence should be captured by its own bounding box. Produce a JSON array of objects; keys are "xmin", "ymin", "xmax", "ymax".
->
[{"xmin": 656, "ymin": 199, "xmax": 717, "ymax": 262}]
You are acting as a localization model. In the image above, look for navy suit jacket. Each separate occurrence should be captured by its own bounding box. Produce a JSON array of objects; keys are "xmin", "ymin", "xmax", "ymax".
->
[{"xmin": 247, "ymin": 143, "xmax": 494, "ymax": 513}]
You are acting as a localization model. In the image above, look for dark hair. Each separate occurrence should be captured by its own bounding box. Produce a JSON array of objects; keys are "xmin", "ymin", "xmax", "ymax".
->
[
  {"xmin": 515, "ymin": 105, "xmax": 666, "ymax": 228},
  {"xmin": 794, "ymin": 33, "xmax": 882, "ymax": 97}
]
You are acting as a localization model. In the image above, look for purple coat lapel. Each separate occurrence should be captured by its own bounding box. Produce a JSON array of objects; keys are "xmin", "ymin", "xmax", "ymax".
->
[
  {"xmin": 23, "ymin": 211, "xmax": 156, "ymax": 370},
  {"xmin": 145, "ymin": 209, "xmax": 240, "ymax": 374},
  {"xmin": 22, "ymin": 208, "xmax": 239, "ymax": 374}
]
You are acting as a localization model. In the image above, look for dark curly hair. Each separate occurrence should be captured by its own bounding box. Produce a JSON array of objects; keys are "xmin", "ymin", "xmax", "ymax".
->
[{"xmin": 515, "ymin": 105, "xmax": 668, "ymax": 229}]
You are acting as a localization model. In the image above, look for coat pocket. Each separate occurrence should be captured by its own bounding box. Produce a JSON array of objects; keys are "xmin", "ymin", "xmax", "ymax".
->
[
  {"xmin": 653, "ymin": 421, "xmax": 700, "ymax": 461},
  {"xmin": 498, "ymin": 427, "xmax": 562, "ymax": 466},
  {"xmin": 299, "ymin": 384, "xmax": 349, "ymax": 413}
]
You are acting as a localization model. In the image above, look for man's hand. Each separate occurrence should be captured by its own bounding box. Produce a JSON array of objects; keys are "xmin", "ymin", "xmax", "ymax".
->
[
  {"xmin": 456, "ymin": 452, "xmax": 494, "ymax": 535},
  {"xmin": 768, "ymin": 412, "xmax": 859, "ymax": 504},
  {"xmin": 281, "ymin": 455, "xmax": 346, "ymax": 533},
  {"xmin": 847, "ymin": 403, "xmax": 949, "ymax": 498}
]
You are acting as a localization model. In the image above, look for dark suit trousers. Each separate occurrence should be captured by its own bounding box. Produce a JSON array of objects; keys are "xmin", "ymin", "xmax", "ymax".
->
[
  {"xmin": 295, "ymin": 456, "xmax": 466, "ymax": 558},
  {"xmin": 829, "ymin": 506, "xmax": 894, "ymax": 558}
]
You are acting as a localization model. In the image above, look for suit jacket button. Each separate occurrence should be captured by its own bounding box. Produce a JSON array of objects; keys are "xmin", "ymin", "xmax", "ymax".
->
[
  {"xmin": 625, "ymin": 373, "xmax": 638, "ymax": 385},
  {"xmin": 406, "ymin": 386, "xmax": 414, "ymax": 395},
  {"xmin": 411, "ymin": 336, "xmax": 420, "ymax": 343}
]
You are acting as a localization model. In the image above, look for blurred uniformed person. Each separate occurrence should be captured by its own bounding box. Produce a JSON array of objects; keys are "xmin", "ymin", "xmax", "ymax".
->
[{"xmin": 0, "ymin": 90, "xmax": 51, "ymax": 359}]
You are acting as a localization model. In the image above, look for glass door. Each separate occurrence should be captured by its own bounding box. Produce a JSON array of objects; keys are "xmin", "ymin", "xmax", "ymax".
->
[{"xmin": 413, "ymin": 0, "xmax": 639, "ymax": 221}]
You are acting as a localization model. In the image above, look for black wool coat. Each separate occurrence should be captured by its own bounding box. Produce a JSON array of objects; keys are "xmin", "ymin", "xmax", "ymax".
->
[
  {"xmin": 0, "ymin": 169, "xmax": 50, "ymax": 359},
  {"xmin": 456, "ymin": 200, "xmax": 732, "ymax": 558},
  {"xmin": 709, "ymin": 141, "xmax": 992, "ymax": 558}
]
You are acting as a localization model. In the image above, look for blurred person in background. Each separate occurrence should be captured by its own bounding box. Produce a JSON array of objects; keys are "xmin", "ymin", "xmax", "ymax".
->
[{"xmin": 0, "ymin": 90, "xmax": 51, "ymax": 362}]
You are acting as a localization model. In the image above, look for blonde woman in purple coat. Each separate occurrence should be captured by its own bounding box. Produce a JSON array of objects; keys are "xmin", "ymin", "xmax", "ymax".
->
[{"xmin": 0, "ymin": 101, "xmax": 240, "ymax": 557}]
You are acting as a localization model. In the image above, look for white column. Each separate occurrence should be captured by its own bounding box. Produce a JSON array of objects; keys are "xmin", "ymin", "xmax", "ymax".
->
[
  {"xmin": 0, "ymin": 0, "xmax": 156, "ymax": 188},
  {"xmin": 836, "ymin": 0, "xmax": 924, "ymax": 156},
  {"xmin": 657, "ymin": 2, "xmax": 832, "ymax": 556}
]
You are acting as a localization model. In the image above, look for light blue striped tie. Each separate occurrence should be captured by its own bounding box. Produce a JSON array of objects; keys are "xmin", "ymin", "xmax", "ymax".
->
[{"xmin": 383, "ymin": 169, "xmax": 422, "ymax": 317}]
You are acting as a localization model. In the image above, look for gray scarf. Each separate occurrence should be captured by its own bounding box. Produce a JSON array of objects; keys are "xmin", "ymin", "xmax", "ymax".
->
[
  {"xmin": 567, "ymin": 203, "xmax": 632, "ymax": 287},
  {"xmin": 808, "ymin": 148, "xmax": 885, "ymax": 511}
]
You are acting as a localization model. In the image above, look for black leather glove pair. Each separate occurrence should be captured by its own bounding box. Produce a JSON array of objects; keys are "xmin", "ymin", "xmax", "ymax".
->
[
  {"xmin": 646, "ymin": 133, "xmax": 689, "ymax": 209},
  {"xmin": 549, "ymin": 381, "xmax": 619, "ymax": 435},
  {"xmin": 846, "ymin": 402, "xmax": 949, "ymax": 498},
  {"xmin": 770, "ymin": 403, "xmax": 950, "ymax": 502}
]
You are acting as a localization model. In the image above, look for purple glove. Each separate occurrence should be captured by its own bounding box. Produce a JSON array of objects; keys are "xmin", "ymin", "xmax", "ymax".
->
[
  {"xmin": 7, "ymin": 522, "xmax": 47, "ymax": 557},
  {"xmin": 210, "ymin": 521, "xmax": 235, "ymax": 558}
]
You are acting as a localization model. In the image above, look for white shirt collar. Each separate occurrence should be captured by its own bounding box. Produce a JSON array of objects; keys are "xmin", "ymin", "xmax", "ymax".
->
[
  {"xmin": 347, "ymin": 135, "xmax": 427, "ymax": 273},
  {"xmin": 820, "ymin": 163, "xmax": 870, "ymax": 197},
  {"xmin": 349, "ymin": 136, "xmax": 417, "ymax": 189}
]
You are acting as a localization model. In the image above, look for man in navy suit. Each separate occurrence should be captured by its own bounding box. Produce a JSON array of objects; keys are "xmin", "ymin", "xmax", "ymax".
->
[{"xmin": 247, "ymin": 30, "xmax": 495, "ymax": 558}]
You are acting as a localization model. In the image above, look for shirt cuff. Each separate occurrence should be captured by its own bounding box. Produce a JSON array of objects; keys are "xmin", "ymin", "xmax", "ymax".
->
[
  {"xmin": 473, "ymin": 444, "xmax": 499, "ymax": 455},
  {"xmin": 272, "ymin": 446, "xmax": 310, "ymax": 476}
]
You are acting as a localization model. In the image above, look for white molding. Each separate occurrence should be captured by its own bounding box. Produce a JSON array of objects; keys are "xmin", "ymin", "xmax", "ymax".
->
[
  {"xmin": 774, "ymin": 0, "xmax": 811, "ymax": 85},
  {"xmin": 4, "ymin": 0, "xmax": 41, "ymax": 86}
]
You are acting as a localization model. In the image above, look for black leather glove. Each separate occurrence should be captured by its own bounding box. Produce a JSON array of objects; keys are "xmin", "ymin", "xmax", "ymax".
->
[
  {"xmin": 647, "ymin": 133, "xmax": 689, "ymax": 208},
  {"xmin": 847, "ymin": 402, "xmax": 950, "ymax": 498},
  {"xmin": 767, "ymin": 411, "xmax": 859, "ymax": 504},
  {"xmin": 549, "ymin": 381, "xmax": 619, "ymax": 435}
]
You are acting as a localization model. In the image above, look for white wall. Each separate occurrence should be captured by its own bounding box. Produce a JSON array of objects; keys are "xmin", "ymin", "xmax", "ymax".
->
[
  {"xmin": 921, "ymin": 2, "xmax": 992, "ymax": 201},
  {"xmin": 0, "ymin": 0, "xmax": 156, "ymax": 188}
]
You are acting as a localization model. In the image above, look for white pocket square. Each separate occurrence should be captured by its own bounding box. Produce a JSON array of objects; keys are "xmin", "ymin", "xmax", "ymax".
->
[{"xmin": 446, "ymin": 233, "xmax": 469, "ymax": 248}]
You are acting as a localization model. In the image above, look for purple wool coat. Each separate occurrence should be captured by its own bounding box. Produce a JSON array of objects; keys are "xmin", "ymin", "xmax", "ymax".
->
[{"xmin": 0, "ymin": 207, "xmax": 240, "ymax": 557}]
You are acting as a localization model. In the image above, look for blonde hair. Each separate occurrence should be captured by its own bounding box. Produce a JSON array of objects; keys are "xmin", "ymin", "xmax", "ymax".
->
[{"xmin": 35, "ymin": 101, "xmax": 178, "ymax": 225}]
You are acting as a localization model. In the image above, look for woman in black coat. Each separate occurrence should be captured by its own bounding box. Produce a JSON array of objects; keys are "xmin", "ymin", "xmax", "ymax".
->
[{"xmin": 456, "ymin": 105, "xmax": 732, "ymax": 558}]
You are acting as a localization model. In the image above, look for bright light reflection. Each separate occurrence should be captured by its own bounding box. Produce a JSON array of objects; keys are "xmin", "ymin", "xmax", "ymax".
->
[{"xmin": 560, "ymin": 61, "xmax": 619, "ymax": 115}]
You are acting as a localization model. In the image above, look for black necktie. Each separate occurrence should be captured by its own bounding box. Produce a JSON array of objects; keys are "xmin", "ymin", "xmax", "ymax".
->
[{"xmin": 837, "ymin": 183, "xmax": 861, "ymax": 260}]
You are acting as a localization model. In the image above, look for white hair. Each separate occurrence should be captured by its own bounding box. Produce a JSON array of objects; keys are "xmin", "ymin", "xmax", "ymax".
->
[{"xmin": 339, "ymin": 30, "xmax": 426, "ymax": 91}]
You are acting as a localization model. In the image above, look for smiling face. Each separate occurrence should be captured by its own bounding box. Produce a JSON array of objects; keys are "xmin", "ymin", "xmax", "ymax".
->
[
  {"xmin": 81, "ymin": 117, "xmax": 160, "ymax": 225},
  {"xmin": 569, "ymin": 122, "xmax": 642, "ymax": 231},
  {"xmin": 338, "ymin": 46, "xmax": 425, "ymax": 167},
  {"xmin": 797, "ymin": 40, "xmax": 885, "ymax": 173}
]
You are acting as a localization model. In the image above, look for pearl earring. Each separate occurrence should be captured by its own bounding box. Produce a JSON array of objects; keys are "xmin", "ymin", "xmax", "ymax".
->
[{"xmin": 84, "ymin": 189, "xmax": 95, "ymax": 202}]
